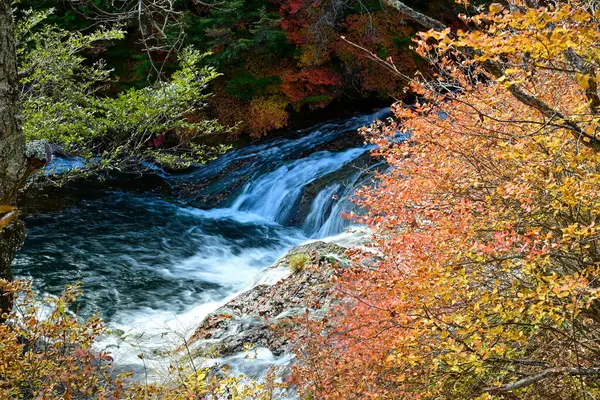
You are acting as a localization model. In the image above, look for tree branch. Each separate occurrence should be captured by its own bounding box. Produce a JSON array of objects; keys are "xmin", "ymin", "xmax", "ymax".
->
[
  {"xmin": 384, "ymin": 0, "xmax": 446, "ymax": 30},
  {"xmin": 564, "ymin": 47, "xmax": 600, "ymax": 114},
  {"xmin": 382, "ymin": 0, "xmax": 600, "ymax": 151},
  {"xmin": 484, "ymin": 367, "xmax": 600, "ymax": 393}
]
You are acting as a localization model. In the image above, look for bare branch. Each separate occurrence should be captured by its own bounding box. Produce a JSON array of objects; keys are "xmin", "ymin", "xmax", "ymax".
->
[
  {"xmin": 384, "ymin": 0, "xmax": 445, "ymax": 30},
  {"xmin": 484, "ymin": 367, "xmax": 600, "ymax": 393},
  {"xmin": 66, "ymin": 0, "xmax": 186, "ymax": 81}
]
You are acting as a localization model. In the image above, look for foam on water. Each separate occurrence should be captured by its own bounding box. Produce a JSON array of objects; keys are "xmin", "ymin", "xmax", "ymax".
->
[
  {"xmin": 14, "ymin": 107, "xmax": 392, "ymax": 381},
  {"xmin": 231, "ymin": 147, "xmax": 368, "ymax": 223}
]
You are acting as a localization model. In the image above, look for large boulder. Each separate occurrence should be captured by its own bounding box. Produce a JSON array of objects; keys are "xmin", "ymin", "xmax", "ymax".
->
[{"xmin": 189, "ymin": 241, "xmax": 348, "ymax": 358}]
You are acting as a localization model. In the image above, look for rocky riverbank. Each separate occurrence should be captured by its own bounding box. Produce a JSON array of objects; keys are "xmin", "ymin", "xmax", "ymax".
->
[{"xmin": 188, "ymin": 241, "xmax": 349, "ymax": 361}]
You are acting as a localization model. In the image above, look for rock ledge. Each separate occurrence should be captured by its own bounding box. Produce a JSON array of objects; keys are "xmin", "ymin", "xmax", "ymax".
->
[{"xmin": 190, "ymin": 241, "xmax": 346, "ymax": 357}]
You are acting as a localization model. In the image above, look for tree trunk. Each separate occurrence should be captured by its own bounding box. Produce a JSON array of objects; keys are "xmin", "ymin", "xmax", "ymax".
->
[{"xmin": 0, "ymin": 0, "xmax": 27, "ymax": 316}]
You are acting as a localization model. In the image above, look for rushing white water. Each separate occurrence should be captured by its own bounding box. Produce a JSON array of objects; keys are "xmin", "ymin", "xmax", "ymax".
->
[
  {"xmin": 303, "ymin": 183, "xmax": 342, "ymax": 235},
  {"xmin": 231, "ymin": 147, "xmax": 368, "ymax": 224},
  {"xmin": 14, "ymin": 107, "xmax": 391, "ymax": 380}
]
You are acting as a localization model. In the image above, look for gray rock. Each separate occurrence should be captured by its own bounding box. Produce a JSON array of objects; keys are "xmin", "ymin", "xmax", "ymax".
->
[
  {"xmin": 25, "ymin": 140, "xmax": 52, "ymax": 162},
  {"xmin": 190, "ymin": 241, "xmax": 348, "ymax": 357}
]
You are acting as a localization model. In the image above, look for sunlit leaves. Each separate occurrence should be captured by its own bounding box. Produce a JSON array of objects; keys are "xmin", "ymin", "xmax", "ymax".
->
[
  {"xmin": 17, "ymin": 9, "xmax": 227, "ymax": 169},
  {"xmin": 294, "ymin": 1, "xmax": 600, "ymax": 398},
  {"xmin": 248, "ymin": 95, "xmax": 290, "ymax": 135}
]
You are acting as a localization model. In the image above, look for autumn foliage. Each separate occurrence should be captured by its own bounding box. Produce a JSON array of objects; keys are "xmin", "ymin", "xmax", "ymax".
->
[
  {"xmin": 0, "ymin": 281, "xmax": 281, "ymax": 399},
  {"xmin": 293, "ymin": 1, "xmax": 600, "ymax": 398},
  {"xmin": 0, "ymin": 281, "xmax": 128, "ymax": 399},
  {"xmin": 248, "ymin": 96, "xmax": 290, "ymax": 134},
  {"xmin": 190, "ymin": 0, "xmax": 442, "ymax": 135},
  {"xmin": 280, "ymin": 68, "xmax": 343, "ymax": 106},
  {"xmin": 17, "ymin": 0, "xmax": 457, "ymax": 137}
]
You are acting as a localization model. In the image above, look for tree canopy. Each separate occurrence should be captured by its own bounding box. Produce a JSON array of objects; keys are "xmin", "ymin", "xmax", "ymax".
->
[{"xmin": 17, "ymin": 7, "xmax": 229, "ymax": 169}]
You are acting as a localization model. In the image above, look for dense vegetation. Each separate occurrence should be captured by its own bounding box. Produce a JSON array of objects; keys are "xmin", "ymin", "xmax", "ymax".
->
[
  {"xmin": 3, "ymin": 0, "xmax": 600, "ymax": 399},
  {"xmin": 16, "ymin": 7, "xmax": 229, "ymax": 169},
  {"xmin": 294, "ymin": 0, "xmax": 600, "ymax": 398},
  {"xmin": 15, "ymin": 0, "xmax": 460, "ymax": 137}
]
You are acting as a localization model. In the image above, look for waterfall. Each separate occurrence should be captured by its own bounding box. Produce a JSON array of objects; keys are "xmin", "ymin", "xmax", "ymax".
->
[
  {"xmin": 14, "ymin": 107, "xmax": 391, "ymax": 378},
  {"xmin": 302, "ymin": 183, "xmax": 342, "ymax": 235},
  {"xmin": 230, "ymin": 148, "xmax": 368, "ymax": 224}
]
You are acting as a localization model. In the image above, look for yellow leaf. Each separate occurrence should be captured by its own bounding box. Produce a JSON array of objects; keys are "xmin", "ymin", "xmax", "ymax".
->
[
  {"xmin": 576, "ymin": 72, "xmax": 591, "ymax": 90},
  {"xmin": 0, "ymin": 205, "xmax": 15, "ymax": 214},
  {"xmin": 489, "ymin": 3, "xmax": 504, "ymax": 14}
]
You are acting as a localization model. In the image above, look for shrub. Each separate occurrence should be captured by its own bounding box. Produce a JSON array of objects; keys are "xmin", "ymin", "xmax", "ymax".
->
[
  {"xmin": 289, "ymin": 253, "xmax": 310, "ymax": 273},
  {"xmin": 248, "ymin": 96, "xmax": 290, "ymax": 137},
  {"xmin": 0, "ymin": 280, "xmax": 129, "ymax": 399},
  {"xmin": 0, "ymin": 280, "xmax": 285, "ymax": 399},
  {"xmin": 17, "ymin": 8, "xmax": 228, "ymax": 169},
  {"xmin": 293, "ymin": 1, "xmax": 600, "ymax": 398}
]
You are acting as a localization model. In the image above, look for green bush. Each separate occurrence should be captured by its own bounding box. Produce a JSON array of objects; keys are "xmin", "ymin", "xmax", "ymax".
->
[
  {"xmin": 16, "ymin": 8, "xmax": 229, "ymax": 169},
  {"xmin": 289, "ymin": 253, "xmax": 310, "ymax": 273}
]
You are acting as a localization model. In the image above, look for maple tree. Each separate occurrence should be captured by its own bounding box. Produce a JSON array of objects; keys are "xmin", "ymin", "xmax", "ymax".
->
[
  {"xmin": 293, "ymin": 0, "xmax": 600, "ymax": 398},
  {"xmin": 281, "ymin": 68, "xmax": 343, "ymax": 107},
  {"xmin": 186, "ymin": 0, "xmax": 446, "ymax": 135}
]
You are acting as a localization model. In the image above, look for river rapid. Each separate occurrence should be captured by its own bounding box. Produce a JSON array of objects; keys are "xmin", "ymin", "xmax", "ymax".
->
[{"xmin": 13, "ymin": 108, "xmax": 389, "ymax": 377}]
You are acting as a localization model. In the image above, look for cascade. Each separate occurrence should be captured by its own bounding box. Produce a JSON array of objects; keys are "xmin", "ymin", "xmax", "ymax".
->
[{"xmin": 14, "ymin": 108, "xmax": 391, "ymax": 376}]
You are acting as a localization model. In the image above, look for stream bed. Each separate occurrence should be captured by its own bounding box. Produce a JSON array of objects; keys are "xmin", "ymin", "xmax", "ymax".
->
[{"xmin": 13, "ymin": 108, "xmax": 389, "ymax": 376}]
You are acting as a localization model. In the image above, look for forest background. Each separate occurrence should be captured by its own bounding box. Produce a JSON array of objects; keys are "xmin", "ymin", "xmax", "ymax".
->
[{"xmin": 16, "ymin": 0, "xmax": 464, "ymax": 140}]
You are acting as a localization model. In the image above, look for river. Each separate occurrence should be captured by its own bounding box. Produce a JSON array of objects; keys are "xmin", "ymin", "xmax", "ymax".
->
[{"xmin": 13, "ymin": 108, "xmax": 389, "ymax": 377}]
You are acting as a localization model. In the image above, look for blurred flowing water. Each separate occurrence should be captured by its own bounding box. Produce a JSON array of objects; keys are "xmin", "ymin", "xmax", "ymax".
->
[{"xmin": 13, "ymin": 108, "xmax": 389, "ymax": 375}]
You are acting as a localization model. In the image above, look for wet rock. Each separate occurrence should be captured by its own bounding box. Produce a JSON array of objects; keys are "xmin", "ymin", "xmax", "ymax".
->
[
  {"xmin": 290, "ymin": 130, "xmax": 366, "ymax": 160},
  {"xmin": 18, "ymin": 163, "xmax": 172, "ymax": 216},
  {"xmin": 173, "ymin": 156, "xmax": 258, "ymax": 209},
  {"xmin": 290, "ymin": 152, "xmax": 381, "ymax": 225},
  {"xmin": 190, "ymin": 241, "xmax": 347, "ymax": 357}
]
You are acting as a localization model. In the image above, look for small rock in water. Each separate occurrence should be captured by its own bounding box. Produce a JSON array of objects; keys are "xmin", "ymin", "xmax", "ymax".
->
[{"xmin": 25, "ymin": 139, "xmax": 52, "ymax": 162}]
